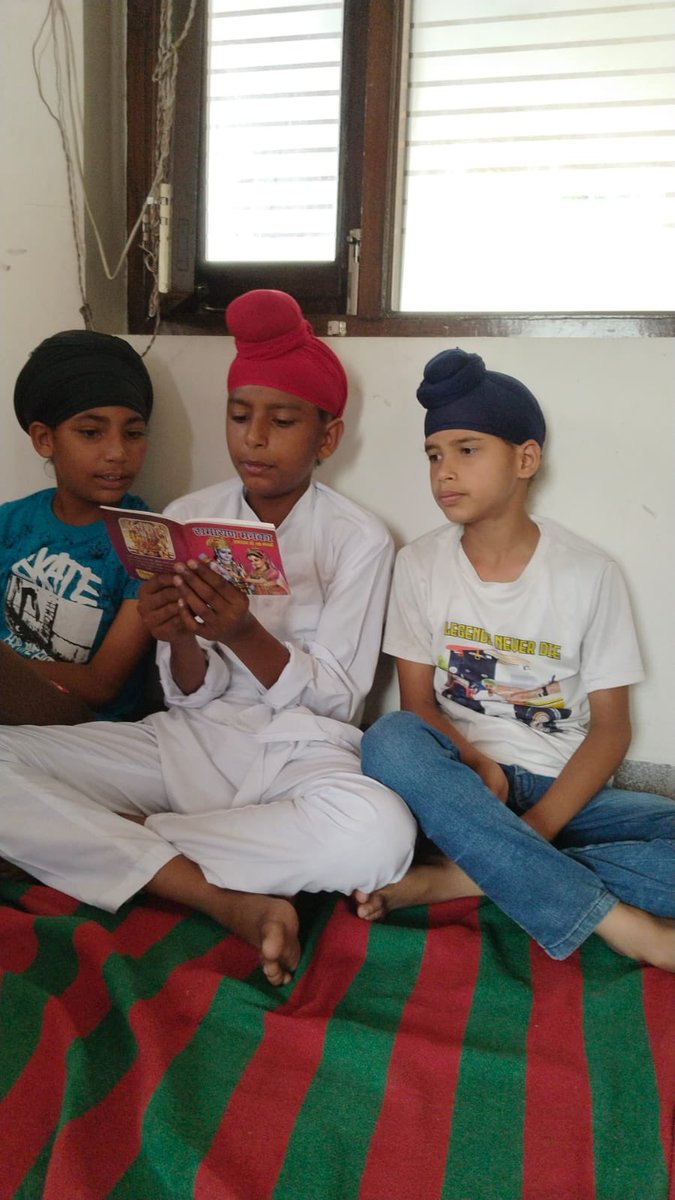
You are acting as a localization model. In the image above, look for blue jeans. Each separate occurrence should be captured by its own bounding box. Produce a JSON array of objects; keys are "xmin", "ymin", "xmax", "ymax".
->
[{"xmin": 361, "ymin": 712, "xmax": 675, "ymax": 959}]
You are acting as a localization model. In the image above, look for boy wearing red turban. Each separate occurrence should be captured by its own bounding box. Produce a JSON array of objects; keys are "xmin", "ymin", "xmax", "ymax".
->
[{"xmin": 0, "ymin": 292, "xmax": 415, "ymax": 985}]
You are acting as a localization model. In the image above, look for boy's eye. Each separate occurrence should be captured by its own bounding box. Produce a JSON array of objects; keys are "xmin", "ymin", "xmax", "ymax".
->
[
  {"xmin": 460, "ymin": 446, "xmax": 478, "ymax": 456},
  {"xmin": 273, "ymin": 418, "xmax": 295, "ymax": 428},
  {"xmin": 77, "ymin": 428, "xmax": 100, "ymax": 438},
  {"xmin": 126, "ymin": 429, "xmax": 147, "ymax": 440}
]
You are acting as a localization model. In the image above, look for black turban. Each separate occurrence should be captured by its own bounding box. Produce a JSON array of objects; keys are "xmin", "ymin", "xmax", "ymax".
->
[
  {"xmin": 14, "ymin": 330, "xmax": 154, "ymax": 431},
  {"xmin": 417, "ymin": 348, "xmax": 546, "ymax": 446}
]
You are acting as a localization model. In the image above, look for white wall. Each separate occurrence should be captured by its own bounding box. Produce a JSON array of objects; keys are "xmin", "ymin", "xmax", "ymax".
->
[
  {"xmin": 1, "ymin": 0, "xmax": 85, "ymax": 497},
  {"xmin": 1, "ymin": 2, "xmax": 673, "ymax": 762}
]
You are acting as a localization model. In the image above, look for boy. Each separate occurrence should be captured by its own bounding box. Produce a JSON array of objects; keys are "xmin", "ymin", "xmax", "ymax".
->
[
  {"xmin": 0, "ymin": 330, "xmax": 154, "ymax": 724},
  {"xmin": 0, "ymin": 291, "xmax": 415, "ymax": 985},
  {"xmin": 356, "ymin": 348, "xmax": 674, "ymax": 971}
]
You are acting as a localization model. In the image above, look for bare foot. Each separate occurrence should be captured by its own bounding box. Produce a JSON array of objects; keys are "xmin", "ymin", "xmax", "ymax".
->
[
  {"xmin": 595, "ymin": 903, "xmax": 675, "ymax": 971},
  {"xmin": 257, "ymin": 906, "xmax": 301, "ymax": 985},
  {"xmin": 146, "ymin": 856, "xmax": 300, "ymax": 984},
  {"xmin": 192, "ymin": 890, "xmax": 300, "ymax": 986},
  {"xmin": 353, "ymin": 859, "xmax": 482, "ymax": 921}
]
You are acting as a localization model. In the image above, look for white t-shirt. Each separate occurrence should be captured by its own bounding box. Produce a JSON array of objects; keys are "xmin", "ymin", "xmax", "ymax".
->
[{"xmin": 384, "ymin": 517, "xmax": 644, "ymax": 777}]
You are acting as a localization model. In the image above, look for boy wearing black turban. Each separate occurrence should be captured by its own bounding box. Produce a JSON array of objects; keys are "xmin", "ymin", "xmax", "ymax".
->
[
  {"xmin": 356, "ymin": 348, "xmax": 674, "ymax": 973},
  {"xmin": 0, "ymin": 330, "xmax": 154, "ymax": 724}
]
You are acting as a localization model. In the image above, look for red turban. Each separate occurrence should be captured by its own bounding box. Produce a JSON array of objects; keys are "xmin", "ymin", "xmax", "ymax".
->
[{"xmin": 225, "ymin": 290, "xmax": 347, "ymax": 418}]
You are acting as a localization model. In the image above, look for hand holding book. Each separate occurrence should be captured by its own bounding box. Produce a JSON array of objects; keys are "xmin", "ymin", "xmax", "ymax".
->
[{"xmin": 139, "ymin": 558, "xmax": 256, "ymax": 649}]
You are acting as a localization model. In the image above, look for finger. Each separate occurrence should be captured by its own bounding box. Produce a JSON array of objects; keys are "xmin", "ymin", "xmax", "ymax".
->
[
  {"xmin": 139, "ymin": 582, "xmax": 180, "ymax": 609},
  {"xmin": 177, "ymin": 573, "xmax": 245, "ymax": 624},
  {"xmin": 141, "ymin": 573, "xmax": 177, "ymax": 595},
  {"xmin": 174, "ymin": 564, "xmax": 224, "ymax": 607},
  {"xmin": 177, "ymin": 598, "xmax": 208, "ymax": 634},
  {"xmin": 140, "ymin": 595, "xmax": 181, "ymax": 624},
  {"xmin": 175, "ymin": 581, "xmax": 221, "ymax": 624},
  {"xmin": 179, "ymin": 561, "xmax": 242, "ymax": 603}
]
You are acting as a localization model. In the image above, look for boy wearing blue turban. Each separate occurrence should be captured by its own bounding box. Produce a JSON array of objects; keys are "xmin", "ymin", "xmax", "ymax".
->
[{"xmin": 356, "ymin": 348, "xmax": 674, "ymax": 972}]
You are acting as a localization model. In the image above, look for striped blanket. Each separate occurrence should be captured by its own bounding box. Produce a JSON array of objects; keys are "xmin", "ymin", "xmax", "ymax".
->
[{"xmin": 0, "ymin": 879, "xmax": 672, "ymax": 1200}]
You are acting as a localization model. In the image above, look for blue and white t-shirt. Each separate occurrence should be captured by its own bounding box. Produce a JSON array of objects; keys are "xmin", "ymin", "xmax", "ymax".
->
[{"xmin": 0, "ymin": 488, "xmax": 149, "ymax": 719}]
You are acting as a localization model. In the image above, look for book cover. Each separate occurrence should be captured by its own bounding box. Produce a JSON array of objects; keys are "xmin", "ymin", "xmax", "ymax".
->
[{"xmin": 101, "ymin": 507, "xmax": 291, "ymax": 596}]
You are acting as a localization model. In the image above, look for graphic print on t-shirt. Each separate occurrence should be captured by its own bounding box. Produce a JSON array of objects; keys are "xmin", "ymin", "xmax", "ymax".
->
[
  {"xmin": 4, "ymin": 548, "xmax": 103, "ymax": 663},
  {"xmin": 440, "ymin": 644, "xmax": 571, "ymax": 733}
]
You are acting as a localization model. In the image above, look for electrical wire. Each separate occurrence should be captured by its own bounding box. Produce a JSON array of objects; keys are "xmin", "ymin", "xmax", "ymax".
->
[{"xmin": 31, "ymin": 0, "xmax": 197, "ymax": 348}]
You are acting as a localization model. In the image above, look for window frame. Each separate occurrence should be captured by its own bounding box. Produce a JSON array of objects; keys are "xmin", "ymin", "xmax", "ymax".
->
[{"xmin": 126, "ymin": 0, "xmax": 675, "ymax": 337}]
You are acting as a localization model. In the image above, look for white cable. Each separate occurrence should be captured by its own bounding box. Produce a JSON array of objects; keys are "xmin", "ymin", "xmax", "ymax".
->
[{"xmin": 31, "ymin": 0, "xmax": 197, "ymax": 334}]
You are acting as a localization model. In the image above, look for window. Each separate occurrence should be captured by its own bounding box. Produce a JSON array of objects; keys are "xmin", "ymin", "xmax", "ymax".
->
[
  {"xmin": 126, "ymin": 0, "xmax": 675, "ymax": 335},
  {"xmin": 204, "ymin": 2, "xmax": 345, "ymax": 265}
]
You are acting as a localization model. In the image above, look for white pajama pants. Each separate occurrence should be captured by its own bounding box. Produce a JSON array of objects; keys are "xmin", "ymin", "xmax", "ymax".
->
[{"xmin": 0, "ymin": 711, "xmax": 416, "ymax": 911}]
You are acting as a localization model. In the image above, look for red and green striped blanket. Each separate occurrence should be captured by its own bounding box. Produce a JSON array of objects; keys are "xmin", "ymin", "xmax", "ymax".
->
[{"xmin": 0, "ymin": 879, "xmax": 672, "ymax": 1200}]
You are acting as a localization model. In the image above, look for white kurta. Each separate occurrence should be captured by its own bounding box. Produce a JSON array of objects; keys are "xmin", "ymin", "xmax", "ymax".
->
[{"xmin": 0, "ymin": 481, "xmax": 416, "ymax": 907}]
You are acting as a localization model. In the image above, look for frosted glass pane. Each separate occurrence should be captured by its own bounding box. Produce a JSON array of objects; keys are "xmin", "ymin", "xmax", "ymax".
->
[
  {"xmin": 204, "ymin": 0, "xmax": 344, "ymax": 264},
  {"xmin": 397, "ymin": 0, "xmax": 675, "ymax": 311},
  {"xmin": 410, "ymin": 8, "xmax": 673, "ymax": 53},
  {"xmin": 211, "ymin": 36, "xmax": 341, "ymax": 71},
  {"xmin": 209, "ymin": 65, "xmax": 340, "ymax": 98},
  {"xmin": 408, "ymin": 74, "xmax": 675, "ymax": 113},
  {"xmin": 212, "ymin": 9, "xmax": 342, "ymax": 42}
]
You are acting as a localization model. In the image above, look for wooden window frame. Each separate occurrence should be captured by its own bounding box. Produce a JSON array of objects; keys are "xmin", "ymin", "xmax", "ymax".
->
[{"xmin": 127, "ymin": 0, "xmax": 675, "ymax": 337}]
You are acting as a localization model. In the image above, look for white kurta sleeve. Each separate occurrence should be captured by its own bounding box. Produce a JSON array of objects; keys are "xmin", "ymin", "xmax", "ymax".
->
[
  {"xmin": 156, "ymin": 637, "xmax": 233, "ymax": 707},
  {"xmin": 262, "ymin": 521, "xmax": 394, "ymax": 722},
  {"xmin": 153, "ymin": 488, "xmax": 238, "ymax": 709}
]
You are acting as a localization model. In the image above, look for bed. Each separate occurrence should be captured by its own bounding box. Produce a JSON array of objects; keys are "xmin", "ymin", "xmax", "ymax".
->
[{"xmin": 0, "ymin": 873, "xmax": 671, "ymax": 1200}]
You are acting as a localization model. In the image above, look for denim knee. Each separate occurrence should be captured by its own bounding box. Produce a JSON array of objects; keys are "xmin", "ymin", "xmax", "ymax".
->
[{"xmin": 361, "ymin": 711, "xmax": 429, "ymax": 787}]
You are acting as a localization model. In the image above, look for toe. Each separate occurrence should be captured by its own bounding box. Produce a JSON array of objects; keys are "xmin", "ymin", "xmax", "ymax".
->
[{"xmin": 262, "ymin": 957, "xmax": 289, "ymax": 986}]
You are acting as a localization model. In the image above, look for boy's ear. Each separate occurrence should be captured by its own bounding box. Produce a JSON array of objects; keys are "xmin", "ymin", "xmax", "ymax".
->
[
  {"xmin": 28, "ymin": 421, "xmax": 55, "ymax": 460},
  {"xmin": 317, "ymin": 417, "xmax": 344, "ymax": 463},
  {"xmin": 516, "ymin": 439, "xmax": 541, "ymax": 480}
]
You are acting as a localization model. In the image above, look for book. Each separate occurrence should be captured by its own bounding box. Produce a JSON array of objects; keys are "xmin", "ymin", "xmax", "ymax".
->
[{"xmin": 101, "ymin": 506, "xmax": 291, "ymax": 596}]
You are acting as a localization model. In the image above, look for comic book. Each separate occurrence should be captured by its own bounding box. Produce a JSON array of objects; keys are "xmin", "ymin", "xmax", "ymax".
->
[{"xmin": 101, "ymin": 506, "xmax": 291, "ymax": 595}]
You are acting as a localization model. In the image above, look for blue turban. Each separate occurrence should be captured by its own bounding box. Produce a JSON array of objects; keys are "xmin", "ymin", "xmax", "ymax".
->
[{"xmin": 417, "ymin": 348, "xmax": 546, "ymax": 446}]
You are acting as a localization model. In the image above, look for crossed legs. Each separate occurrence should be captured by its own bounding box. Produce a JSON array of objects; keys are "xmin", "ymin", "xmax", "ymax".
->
[
  {"xmin": 359, "ymin": 712, "xmax": 675, "ymax": 970},
  {"xmin": 0, "ymin": 720, "xmax": 415, "ymax": 984}
]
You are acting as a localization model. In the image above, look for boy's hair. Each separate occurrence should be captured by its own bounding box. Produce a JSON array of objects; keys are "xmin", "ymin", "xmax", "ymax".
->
[
  {"xmin": 14, "ymin": 331, "xmax": 153, "ymax": 431},
  {"xmin": 226, "ymin": 289, "xmax": 347, "ymax": 418},
  {"xmin": 417, "ymin": 348, "xmax": 546, "ymax": 447}
]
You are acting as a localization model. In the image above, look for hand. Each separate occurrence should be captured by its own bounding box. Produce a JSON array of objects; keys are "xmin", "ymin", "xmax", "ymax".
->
[
  {"xmin": 138, "ymin": 574, "xmax": 187, "ymax": 642},
  {"xmin": 472, "ymin": 755, "xmax": 509, "ymax": 803},
  {"xmin": 174, "ymin": 560, "xmax": 252, "ymax": 644}
]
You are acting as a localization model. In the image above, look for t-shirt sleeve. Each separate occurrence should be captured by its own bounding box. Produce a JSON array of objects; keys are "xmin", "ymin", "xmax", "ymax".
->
[
  {"xmin": 121, "ymin": 574, "xmax": 143, "ymax": 600},
  {"xmin": 580, "ymin": 559, "xmax": 645, "ymax": 693},
  {"xmin": 383, "ymin": 547, "xmax": 434, "ymax": 665}
]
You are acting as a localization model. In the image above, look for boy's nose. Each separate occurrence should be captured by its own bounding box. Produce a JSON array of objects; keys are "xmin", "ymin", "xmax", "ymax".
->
[
  {"xmin": 244, "ymin": 420, "xmax": 268, "ymax": 446},
  {"xmin": 103, "ymin": 437, "xmax": 127, "ymax": 461}
]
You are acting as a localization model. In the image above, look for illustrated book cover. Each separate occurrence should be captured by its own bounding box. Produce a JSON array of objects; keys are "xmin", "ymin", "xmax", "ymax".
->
[{"xmin": 101, "ymin": 506, "xmax": 291, "ymax": 595}]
